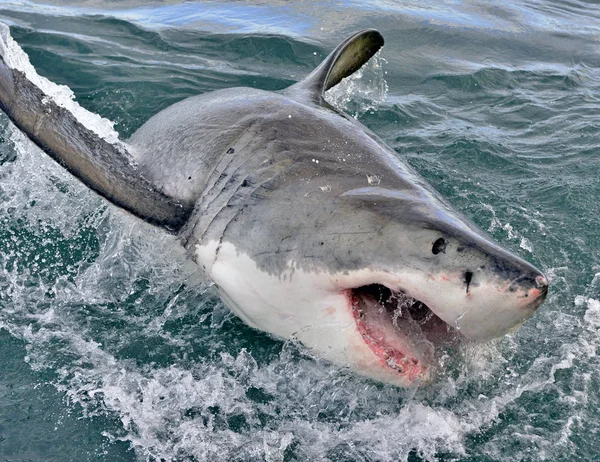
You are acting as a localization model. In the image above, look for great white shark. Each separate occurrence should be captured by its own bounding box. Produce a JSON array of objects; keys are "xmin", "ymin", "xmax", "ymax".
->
[{"xmin": 0, "ymin": 25, "xmax": 547, "ymax": 387}]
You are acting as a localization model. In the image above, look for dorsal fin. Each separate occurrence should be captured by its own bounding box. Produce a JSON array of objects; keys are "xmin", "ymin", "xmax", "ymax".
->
[{"xmin": 287, "ymin": 29, "xmax": 384, "ymax": 102}]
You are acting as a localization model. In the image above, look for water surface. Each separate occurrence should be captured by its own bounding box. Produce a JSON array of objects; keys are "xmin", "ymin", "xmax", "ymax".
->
[{"xmin": 0, "ymin": 0, "xmax": 599, "ymax": 460}]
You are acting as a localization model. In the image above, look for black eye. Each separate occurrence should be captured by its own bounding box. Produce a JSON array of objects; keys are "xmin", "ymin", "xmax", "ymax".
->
[{"xmin": 432, "ymin": 238, "xmax": 447, "ymax": 255}]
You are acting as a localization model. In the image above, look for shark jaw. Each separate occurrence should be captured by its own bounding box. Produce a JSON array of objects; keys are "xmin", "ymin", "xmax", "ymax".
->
[{"xmin": 349, "ymin": 284, "xmax": 459, "ymax": 385}]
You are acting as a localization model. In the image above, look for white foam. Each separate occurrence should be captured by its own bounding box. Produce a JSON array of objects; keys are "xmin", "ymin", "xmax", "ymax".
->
[
  {"xmin": 0, "ymin": 204, "xmax": 584, "ymax": 462},
  {"xmin": 0, "ymin": 23, "xmax": 123, "ymax": 147},
  {"xmin": 519, "ymin": 237, "xmax": 533, "ymax": 253},
  {"xmin": 2, "ymin": 126, "xmax": 103, "ymax": 232},
  {"xmin": 577, "ymin": 296, "xmax": 600, "ymax": 328}
]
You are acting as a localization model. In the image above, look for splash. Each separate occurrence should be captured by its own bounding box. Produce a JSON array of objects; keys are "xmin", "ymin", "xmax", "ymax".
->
[
  {"xmin": 0, "ymin": 23, "xmax": 123, "ymax": 147},
  {"xmin": 484, "ymin": 203, "xmax": 534, "ymax": 254}
]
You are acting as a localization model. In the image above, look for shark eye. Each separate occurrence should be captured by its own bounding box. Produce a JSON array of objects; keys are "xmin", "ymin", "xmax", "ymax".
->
[{"xmin": 432, "ymin": 238, "xmax": 447, "ymax": 255}]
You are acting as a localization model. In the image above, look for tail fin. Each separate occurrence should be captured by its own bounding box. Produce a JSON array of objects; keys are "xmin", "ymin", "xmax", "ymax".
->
[{"xmin": 0, "ymin": 23, "xmax": 193, "ymax": 232}]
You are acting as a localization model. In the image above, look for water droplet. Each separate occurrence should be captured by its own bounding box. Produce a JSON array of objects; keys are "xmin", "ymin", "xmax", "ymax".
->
[{"xmin": 367, "ymin": 174, "xmax": 381, "ymax": 185}]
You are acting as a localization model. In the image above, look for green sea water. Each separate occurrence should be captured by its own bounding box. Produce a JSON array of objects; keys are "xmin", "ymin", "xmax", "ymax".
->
[{"xmin": 0, "ymin": 1, "xmax": 599, "ymax": 460}]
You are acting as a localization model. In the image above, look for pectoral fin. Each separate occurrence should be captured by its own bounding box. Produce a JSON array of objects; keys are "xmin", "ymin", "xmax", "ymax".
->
[{"xmin": 0, "ymin": 23, "xmax": 193, "ymax": 231}]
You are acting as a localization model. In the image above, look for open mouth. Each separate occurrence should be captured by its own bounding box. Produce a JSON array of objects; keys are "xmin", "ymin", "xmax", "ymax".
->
[{"xmin": 350, "ymin": 284, "xmax": 460, "ymax": 383}]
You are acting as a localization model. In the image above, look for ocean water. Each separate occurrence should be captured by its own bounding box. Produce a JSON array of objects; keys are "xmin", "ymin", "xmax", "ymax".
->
[{"xmin": 0, "ymin": 0, "xmax": 599, "ymax": 460}]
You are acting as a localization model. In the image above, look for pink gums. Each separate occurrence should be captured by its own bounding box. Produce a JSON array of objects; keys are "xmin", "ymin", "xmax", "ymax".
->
[{"xmin": 350, "ymin": 292, "xmax": 429, "ymax": 383}]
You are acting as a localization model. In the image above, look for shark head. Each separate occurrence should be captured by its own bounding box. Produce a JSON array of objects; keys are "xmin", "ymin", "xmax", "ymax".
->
[
  {"xmin": 338, "ymin": 185, "xmax": 548, "ymax": 340},
  {"xmin": 321, "ymin": 185, "xmax": 547, "ymax": 385}
]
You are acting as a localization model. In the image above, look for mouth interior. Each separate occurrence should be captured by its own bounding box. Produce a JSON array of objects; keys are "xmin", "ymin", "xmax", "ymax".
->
[{"xmin": 350, "ymin": 284, "xmax": 459, "ymax": 380}]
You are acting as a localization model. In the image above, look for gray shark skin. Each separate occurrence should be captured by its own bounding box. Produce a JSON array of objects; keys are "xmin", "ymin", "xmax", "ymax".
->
[{"xmin": 0, "ymin": 25, "xmax": 548, "ymax": 387}]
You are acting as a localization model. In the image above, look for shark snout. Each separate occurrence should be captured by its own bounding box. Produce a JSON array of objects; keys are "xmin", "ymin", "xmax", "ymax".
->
[
  {"xmin": 425, "ymin": 256, "xmax": 549, "ymax": 342},
  {"xmin": 506, "ymin": 271, "xmax": 549, "ymax": 310},
  {"xmin": 535, "ymin": 274, "xmax": 549, "ymax": 291},
  {"xmin": 533, "ymin": 274, "xmax": 549, "ymax": 296},
  {"xmin": 524, "ymin": 273, "xmax": 549, "ymax": 311}
]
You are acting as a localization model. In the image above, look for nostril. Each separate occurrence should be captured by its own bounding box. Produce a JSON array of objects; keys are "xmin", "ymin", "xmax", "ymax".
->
[
  {"xmin": 464, "ymin": 271, "xmax": 473, "ymax": 293},
  {"xmin": 464, "ymin": 271, "xmax": 473, "ymax": 285}
]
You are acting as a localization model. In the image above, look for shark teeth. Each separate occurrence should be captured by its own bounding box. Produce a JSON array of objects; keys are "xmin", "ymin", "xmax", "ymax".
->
[{"xmin": 350, "ymin": 286, "xmax": 434, "ymax": 382}]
